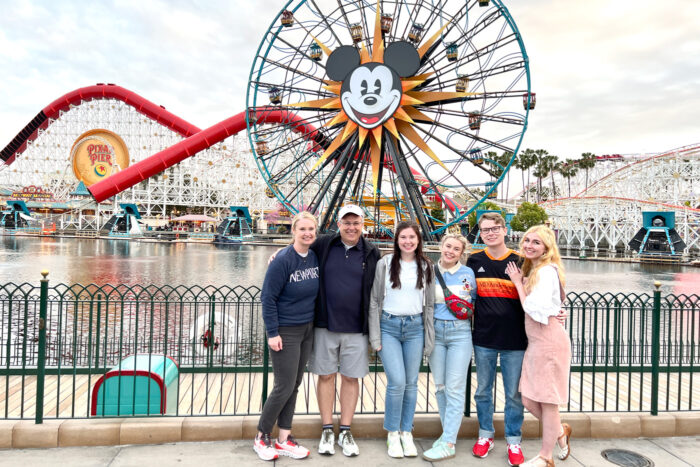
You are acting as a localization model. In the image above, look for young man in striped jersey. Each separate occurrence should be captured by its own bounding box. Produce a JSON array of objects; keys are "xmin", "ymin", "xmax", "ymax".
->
[{"xmin": 467, "ymin": 212, "xmax": 526, "ymax": 466}]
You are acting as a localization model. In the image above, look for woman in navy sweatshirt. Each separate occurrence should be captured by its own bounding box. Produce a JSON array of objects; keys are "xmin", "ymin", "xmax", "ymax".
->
[{"xmin": 254, "ymin": 211, "xmax": 319, "ymax": 461}]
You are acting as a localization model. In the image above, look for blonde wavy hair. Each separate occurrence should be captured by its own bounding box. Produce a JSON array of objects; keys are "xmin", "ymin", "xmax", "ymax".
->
[
  {"xmin": 439, "ymin": 233, "xmax": 471, "ymax": 263},
  {"xmin": 519, "ymin": 225, "xmax": 565, "ymax": 294}
]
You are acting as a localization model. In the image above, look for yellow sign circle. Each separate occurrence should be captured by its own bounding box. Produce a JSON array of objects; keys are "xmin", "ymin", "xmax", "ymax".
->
[{"xmin": 71, "ymin": 129, "xmax": 129, "ymax": 186}]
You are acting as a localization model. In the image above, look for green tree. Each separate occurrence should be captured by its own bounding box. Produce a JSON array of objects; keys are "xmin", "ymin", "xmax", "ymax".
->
[
  {"xmin": 510, "ymin": 202, "xmax": 548, "ymax": 232},
  {"xmin": 430, "ymin": 201, "xmax": 446, "ymax": 225},
  {"xmin": 578, "ymin": 152, "xmax": 597, "ymax": 192},
  {"xmin": 467, "ymin": 201, "xmax": 507, "ymax": 229}
]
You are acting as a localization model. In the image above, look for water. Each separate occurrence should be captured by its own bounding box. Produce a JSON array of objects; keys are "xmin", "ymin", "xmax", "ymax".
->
[{"xmin": 1, "ymin": 236, "xmax": 698, "ymax": 296}]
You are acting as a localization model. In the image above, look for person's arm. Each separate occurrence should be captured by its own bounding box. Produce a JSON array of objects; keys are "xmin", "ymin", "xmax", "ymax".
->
[
  {"xmin": 507, "ymin": 263, "xmax": 560, "ymax": 323},
  {"xmin": 261, "ymin": 253, "xmax": 287, "ymax": 350},
  {"xmin": 368, "ymin": 257, "xmax": 386, "ymax": 351},
  {"xmin": 467, "ymin": 267, "xmax": 478, "ymax": 303}
]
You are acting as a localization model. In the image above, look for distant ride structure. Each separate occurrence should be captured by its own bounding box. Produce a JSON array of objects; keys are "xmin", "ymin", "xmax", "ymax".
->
[
  {"xmin": 541, "ymin": 144, "xmax": 700, "ymax": 257},
  {"xmin": 246, "ymin": 0, "xmax": 533, "ymax": 238}
]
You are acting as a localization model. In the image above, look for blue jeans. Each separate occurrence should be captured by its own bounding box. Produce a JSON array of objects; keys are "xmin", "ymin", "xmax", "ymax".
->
[
  {"xmin": 378, "ymin": 311, "xmax": 424, "ymax": 432},
  {"xmin": 473, "ymin": 345, "xmax": 525, "ymax": 445},
  {"xmin": 428, "ymin": 319, "xmax": 472, "ymax": 444}
]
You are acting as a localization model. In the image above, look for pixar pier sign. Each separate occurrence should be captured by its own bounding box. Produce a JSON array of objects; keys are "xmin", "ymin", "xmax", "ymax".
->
[{"xmin": 70, "ymin": 129, "xmax": 130, "ymax": 186}]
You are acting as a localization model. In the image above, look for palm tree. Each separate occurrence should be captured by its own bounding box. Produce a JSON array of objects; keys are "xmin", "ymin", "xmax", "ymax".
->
[
  {"xmin": 485, "ymin": 151, "xmax": 502, "ymax": 176},
  {"xmin": 579, "ymin": 152, "xmax": 597, "ymax": 193},
  {"xmin": 498, "ymin": 150, "xmax": 513, "ymax": 200},
  {"xmin": 533, "ymin": 149, "xmax": 551, "ymax": 202},
  {"xmin": 518, "ymin": 148, "xmax": 537, "ymax": 202},
  {"xmin": 547, "ymin": 155, "xmax": 562, "ymax": 199},
  {"xmin": 560, "ymin": 159, "xmax": 579, "ymax": 198}
]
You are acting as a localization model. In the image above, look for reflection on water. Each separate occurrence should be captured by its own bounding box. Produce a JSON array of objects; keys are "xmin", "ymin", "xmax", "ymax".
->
[
  {"xmin": 563, "ymin": 259, "xmax": 699, "ymax": 296},
  {"xmin": 1, "ymin": 236, "xmax": 698, "ymax": 295}
]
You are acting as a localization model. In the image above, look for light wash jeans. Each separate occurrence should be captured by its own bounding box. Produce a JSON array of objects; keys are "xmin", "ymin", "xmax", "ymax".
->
[
  {"xmin": 378, "ymin": 311, "xmax": 424, "ymax": 432},
  {"xmin": 428, "ymin": 319, "xmax": 472, "ymax": 444},
  {"xmin": 473, "ymin": 345, "xmax": 525, "ymax": 445}
]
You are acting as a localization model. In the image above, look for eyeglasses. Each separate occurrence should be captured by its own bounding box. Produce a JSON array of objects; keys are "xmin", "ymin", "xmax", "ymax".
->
[{"xmin": 481, "ymin": 226, "xmax": 502, "ymax": 234}]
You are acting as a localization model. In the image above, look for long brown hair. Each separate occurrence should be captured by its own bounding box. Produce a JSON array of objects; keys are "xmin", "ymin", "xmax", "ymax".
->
[{"xmin": 389, "ymin": 221, "xmax": 433, "ymax": 289}]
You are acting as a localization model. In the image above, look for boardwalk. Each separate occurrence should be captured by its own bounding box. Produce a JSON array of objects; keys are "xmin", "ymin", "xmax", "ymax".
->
[{"xmin": 1, "ymin": 370, "xmax": 698, "ymax": 419}]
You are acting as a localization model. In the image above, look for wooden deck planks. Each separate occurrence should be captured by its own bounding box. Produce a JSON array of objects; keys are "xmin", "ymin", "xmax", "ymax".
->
[{"xmin": 0, "ymin": 371, "xmax": 697, "ymax": 418}]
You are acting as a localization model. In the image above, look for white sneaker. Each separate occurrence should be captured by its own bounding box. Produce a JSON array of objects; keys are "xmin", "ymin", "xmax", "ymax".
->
[
  {"xmin": 253, "ymin": 433, "xmax": 279, "ymax": 461},
  {"xmin": 318, "ymin": 428, "xmax": 335, "ymax": 455},
  {"xmin": 387, "ymin": 431, "xmax": 403, "ymax": 458},
  {"xmin": 338, "ymin": 430, "xmax": 360, "ymax": 457},
  {"xmin": 400, "ymin": 431, "xmax": 418, "ymax": 457}
]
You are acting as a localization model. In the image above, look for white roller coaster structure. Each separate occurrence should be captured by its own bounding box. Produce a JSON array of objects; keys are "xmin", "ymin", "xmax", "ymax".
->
[
  {"xmin": 0, "ymin": 96, "xmax": 282, "ymax": 229},
  {"xmin": 540, "ymin": 144, "xmax": 700, "ymax": 256}
]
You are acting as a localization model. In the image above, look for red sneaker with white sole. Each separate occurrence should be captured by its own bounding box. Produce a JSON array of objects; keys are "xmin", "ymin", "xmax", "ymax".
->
[{"xmin": 472, "ymin": 437, "xmax": 494, "ymax": 458}]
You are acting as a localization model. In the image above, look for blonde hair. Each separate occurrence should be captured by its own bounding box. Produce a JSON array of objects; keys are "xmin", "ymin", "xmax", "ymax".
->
[
  {"xmin": 439, "ymin": 233, "xmax": 471, "ymax": 263},
  {"xmin": 291, "ymin": 211, "xmax": 318, "ymax": 237},
  {"xmin": 519, "ymin": 225, "xmax": 565, "ymax": 294},
  {"xmin": 477, "ymin": 212, "xmax": 506, "ymax": 228}
]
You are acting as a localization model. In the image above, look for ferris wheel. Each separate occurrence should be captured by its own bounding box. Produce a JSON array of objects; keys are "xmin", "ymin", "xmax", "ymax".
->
[{"xmin": 246, "ymin": 0, "xmax": 532, "ymax": 238}]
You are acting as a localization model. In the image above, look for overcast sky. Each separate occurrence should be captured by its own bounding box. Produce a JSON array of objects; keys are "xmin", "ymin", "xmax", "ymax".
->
[{"xmin": 1, "ymin": 0, "xmax": 699, "ymax": 161}]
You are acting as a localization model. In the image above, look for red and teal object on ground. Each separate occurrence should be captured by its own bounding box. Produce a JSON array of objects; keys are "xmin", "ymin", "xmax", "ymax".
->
[{"xmin": 91, "ymin": 354, "xmax": 179, "ymax": 416}]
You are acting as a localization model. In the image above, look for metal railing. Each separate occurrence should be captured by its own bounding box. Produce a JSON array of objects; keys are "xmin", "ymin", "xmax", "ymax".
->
[{"xmin": 0, "ymin": 273, "xmax": 697, "ymax": 423}]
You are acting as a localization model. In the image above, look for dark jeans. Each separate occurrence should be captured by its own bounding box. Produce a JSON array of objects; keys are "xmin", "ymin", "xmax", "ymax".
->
[{"xmin": 257, "ymin": 322, "xmax": 314, "ymax": 433}]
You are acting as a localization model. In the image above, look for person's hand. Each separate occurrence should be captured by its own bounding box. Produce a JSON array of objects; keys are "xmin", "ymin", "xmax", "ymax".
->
[
  {"xmin": 505, "ymin": 261, "xmax": 522, "ymax": 284},
  {"xmin": 376, "ymin": 345, "xmax": 382, "ymax": 352},
  {"xmin": 267, "ymin": 247, "xmax": 284, "ymax": 265},
  {"xmin": 268, "ymin": 335, "xmax": 283, "ymax": 351},
  {"xmin": 556, "ymin": 308, "xmax": 568, "ymax": 325}
]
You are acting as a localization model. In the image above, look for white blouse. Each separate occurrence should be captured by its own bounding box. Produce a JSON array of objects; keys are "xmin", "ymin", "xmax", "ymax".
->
[{"xmin": 522, "ymin": 265, "xmax": 562, "ymax": 324}]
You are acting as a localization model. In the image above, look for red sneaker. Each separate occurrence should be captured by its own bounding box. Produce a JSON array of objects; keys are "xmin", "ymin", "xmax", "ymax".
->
[
  {"xmin": 507, "ymin": 443, "xmax": 525, "ymax": 466},
  {"xmin": 472, "ymin": 437, "xmax": 494, "ymax": 458},
  {"xmin": 275, "ymin": 435, "xmax": 310, "ymax": 459}
]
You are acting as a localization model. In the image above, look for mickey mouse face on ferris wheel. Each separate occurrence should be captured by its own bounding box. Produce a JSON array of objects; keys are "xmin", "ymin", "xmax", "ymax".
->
[{"xmin": 326, "ymin": 41, "xmax": 421, "ymax": 130}]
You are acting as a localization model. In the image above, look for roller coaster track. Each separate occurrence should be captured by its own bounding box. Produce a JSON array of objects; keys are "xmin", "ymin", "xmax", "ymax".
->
[{"xmin": 1, "ymin": 84, "xmax": 463, "ymax": 214}]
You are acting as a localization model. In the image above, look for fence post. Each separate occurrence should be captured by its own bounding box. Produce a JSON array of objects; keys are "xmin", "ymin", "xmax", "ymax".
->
[
  {"xmin": 650, "ymin": 280, "xmax": 661, "ymax": 416},
  {"xmin": 262, "ymin": 339, "xmax": 270, "ymax": 406},
  {"xmin": 208, "ymin": 294, "xmax": 216, "ymax": 369},
  {"xmin": 35, "ymin": 270, "xmax": 49, "ymax": 424}
]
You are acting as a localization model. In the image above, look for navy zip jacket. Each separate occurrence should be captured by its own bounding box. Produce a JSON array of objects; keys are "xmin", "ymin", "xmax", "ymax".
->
[{"xmin": 310, "ymin": 233, "xmax": 380, "ymax": 335}]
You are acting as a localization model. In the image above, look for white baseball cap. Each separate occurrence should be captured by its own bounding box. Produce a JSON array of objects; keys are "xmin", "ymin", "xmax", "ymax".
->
[{"xmin": 338, "ymin": 204, "xmax": 364, "ymax": 219}]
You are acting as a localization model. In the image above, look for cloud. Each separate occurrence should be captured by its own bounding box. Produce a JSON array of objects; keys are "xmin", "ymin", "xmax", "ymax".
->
[{"xmin": 1, "ymin": 0, "xmax": 699, "ymax": 163}]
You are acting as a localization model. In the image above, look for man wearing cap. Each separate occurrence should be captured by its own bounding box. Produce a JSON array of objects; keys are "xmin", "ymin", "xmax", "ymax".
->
[{"xmin": 309, "ymin": 204, "xmax": 380, "ymax": 457}]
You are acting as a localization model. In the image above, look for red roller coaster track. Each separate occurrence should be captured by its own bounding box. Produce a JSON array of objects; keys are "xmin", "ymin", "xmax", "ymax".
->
[{"xmin": 1, "ymin": 84, "xmax": 461, "ymax": 212}]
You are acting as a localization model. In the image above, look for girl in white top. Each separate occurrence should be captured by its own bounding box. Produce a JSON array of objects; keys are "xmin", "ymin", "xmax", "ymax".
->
[{"xmin": 368, "ymin": 221, "xmax": 435, "ymax": 459}]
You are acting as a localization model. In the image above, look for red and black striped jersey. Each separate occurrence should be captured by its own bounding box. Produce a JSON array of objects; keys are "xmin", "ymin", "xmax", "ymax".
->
[{"xmin": 466, "ymin": 249, "xmax": 527, "ymax": 351}]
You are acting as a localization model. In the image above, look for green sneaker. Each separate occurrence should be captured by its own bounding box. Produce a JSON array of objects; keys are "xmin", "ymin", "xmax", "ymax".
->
[
  {"xmin": 431, "ymin": 435, "xmax": 444, "ymax": 448},
  {"xmin": 422, "ymin": 441, "xmax": 456, "ymax": 462}
]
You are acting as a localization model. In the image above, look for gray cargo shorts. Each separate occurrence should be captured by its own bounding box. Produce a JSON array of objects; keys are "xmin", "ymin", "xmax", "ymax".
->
[{"xmin": 308, "ymin": 327, "xmax": 369, "ymax": 378}]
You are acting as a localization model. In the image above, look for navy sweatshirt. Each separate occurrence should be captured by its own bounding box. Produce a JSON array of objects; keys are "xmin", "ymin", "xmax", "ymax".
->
[{"xmin": 261, "ymin": 245, "xmax": 319, "ymax": 337}]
